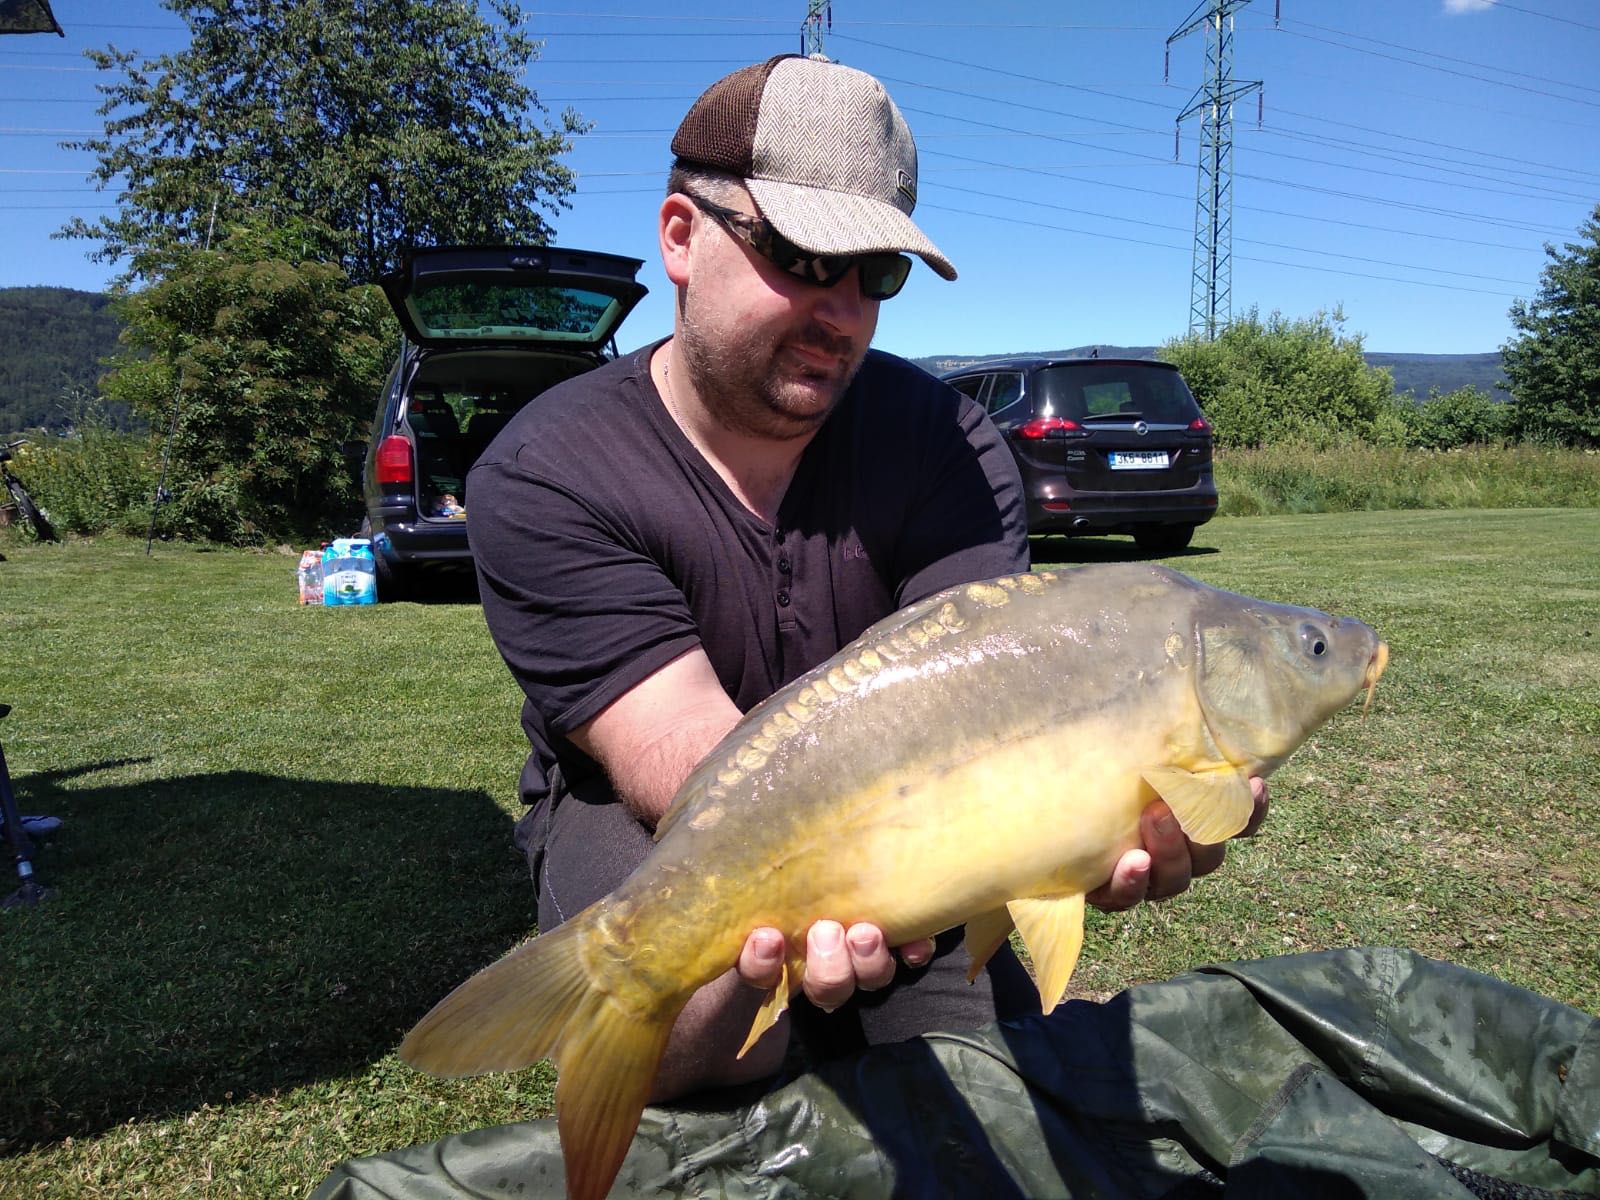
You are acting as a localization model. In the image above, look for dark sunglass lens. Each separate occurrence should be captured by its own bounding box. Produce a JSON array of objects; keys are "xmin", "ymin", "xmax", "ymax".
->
[{"xmin": 859, "ymin": 254, "xmax": 913, "ymax": 300}]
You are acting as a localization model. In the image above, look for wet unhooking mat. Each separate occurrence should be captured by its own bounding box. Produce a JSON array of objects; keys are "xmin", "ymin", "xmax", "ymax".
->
[{"xmin": 314, "ymin": 948, "xmax": 1600, "ymax": 1198}]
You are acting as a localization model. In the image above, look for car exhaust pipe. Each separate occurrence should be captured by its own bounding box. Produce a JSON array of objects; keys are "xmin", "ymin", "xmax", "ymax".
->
[{"xmin": 1072, "ymin": 517, "xmax": 1090, "ymax": 531}]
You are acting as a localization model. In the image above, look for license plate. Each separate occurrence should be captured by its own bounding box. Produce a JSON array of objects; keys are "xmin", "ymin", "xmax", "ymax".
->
[{"xmin": 1109, "ymin": 450, "xmax": 1169, "ymax": 470}]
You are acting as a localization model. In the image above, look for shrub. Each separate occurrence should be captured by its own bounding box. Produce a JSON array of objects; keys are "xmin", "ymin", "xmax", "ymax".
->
[
  {"xmin": 1161, "ymin": 308, "xmax": 1401, "ymax": 449},
  {"xmin": 1398, "ymin": 386, "xmax": 1509, "ymax": 450},
  {"xmin": 13, "ymin": 404, "xmax": 158, "ymax": 537}
]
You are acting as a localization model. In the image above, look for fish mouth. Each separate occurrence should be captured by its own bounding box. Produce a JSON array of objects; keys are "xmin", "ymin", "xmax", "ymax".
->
[{"xmin": 1361, "ymin": 641, "xmax": 1390, "ymax": 718}]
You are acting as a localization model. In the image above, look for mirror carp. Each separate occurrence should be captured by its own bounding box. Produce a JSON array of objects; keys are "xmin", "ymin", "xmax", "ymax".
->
[{"xmin": 400, "ymin": 562, "xmax": 1389, "ymax": 1200}]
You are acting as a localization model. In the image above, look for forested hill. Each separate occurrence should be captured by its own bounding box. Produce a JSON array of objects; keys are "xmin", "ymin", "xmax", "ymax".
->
[
  {"xmin": 0, "ymin": 286, "xmax": 125, "ymax": 433},
  {"xmin": 913, "ymin": 346, "xmax": 1507, "ymax": 399}
]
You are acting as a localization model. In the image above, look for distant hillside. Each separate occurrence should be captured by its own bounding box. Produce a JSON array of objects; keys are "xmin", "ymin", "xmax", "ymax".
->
[
  {"xmin": 0, "ymin": 286, "xmax": 128, "ymax": 434},
  {"xmin": 912, "ymin": 345, "xmax": 1506, "ymax": 400}
]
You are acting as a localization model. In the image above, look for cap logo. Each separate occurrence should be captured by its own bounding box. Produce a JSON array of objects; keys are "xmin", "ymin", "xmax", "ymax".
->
[{"xmin": 896, "ymin": 168, "xmax": 916, "ymax": 205}]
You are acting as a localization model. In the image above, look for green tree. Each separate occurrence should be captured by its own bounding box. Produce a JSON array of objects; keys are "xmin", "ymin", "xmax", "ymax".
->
[
  {"xmin": 103, "ymin": 216, "xmax": 396, "ymax": 544},
  {"xmin": 61, "ymin": 0, "xmax": 583, "ymax": 284},
  {"xmin": 1160, "ymin": 308, "xmax": 1402, "ymax": 448},
  {"xmin": 1501, "ymin": 204, "xmax": 1600, "ymax": 448},
  {"xmin": 1398, "ymin": 386, "xmax": 1508, "ymax": 450}
]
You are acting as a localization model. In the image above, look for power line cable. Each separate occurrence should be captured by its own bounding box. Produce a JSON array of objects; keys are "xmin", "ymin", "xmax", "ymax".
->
[
  {"xmin": 929, "ymin": 180, "xmax": 1532, "ymax": 285},
  {"xmin": 1257, "ymin": 124, "xmax": 1600, "ymax": 191},
  {"xmin": 1489, "ymin": 1, "xmax": 1600, "ymax": 34},
  {"xmin": 1276, "ymin": 15, "xmax": 1600, "ymax": 97},
  {"xmin": 919, "ymin": 201, "xmax": 1529, "ymax": 298},
  {"xmin": 1266, "ymin": 21, "xmax": 1600, "ymax": 111},
  {"xmin": 1270, "ymin": 105, "xmax": 1600, "ymax": 185}
]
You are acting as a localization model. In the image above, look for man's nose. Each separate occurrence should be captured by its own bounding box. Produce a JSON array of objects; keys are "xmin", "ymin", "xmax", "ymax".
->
[{"xmin": 811, "ymin": 266, "xmax": 872, "ymax": 332}]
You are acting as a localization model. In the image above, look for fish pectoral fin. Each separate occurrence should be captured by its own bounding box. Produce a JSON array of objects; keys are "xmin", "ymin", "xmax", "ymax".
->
[
  {"xmin": 1006, "ymin": 893, "xmax": 1085, "ymax": 1015},
  {"xmin": 1142, "ymin": 765, "xmax": 1256, "ymax": 846},
  {"xmin": 737, "ymin": 948, "xmax": 805, "ymax": 1060},
  {"xmin": 963, "ymin": 907, "xmax": 1016, "ymax": 983}
]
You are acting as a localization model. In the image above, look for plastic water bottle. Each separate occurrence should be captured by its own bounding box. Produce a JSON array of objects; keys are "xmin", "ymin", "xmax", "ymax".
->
[{"xmin": 297, "ymin": 549, "xmax": 324, "ymax": 605}]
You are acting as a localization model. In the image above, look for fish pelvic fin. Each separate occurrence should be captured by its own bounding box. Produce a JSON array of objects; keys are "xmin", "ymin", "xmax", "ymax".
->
[
  {"xmin": 1142, "ymin": 765, "xmax": 1255, "ymax": 846},
  {"xmin": 555, "ymin": 999, "xmax": 674, "ymax": 1200},
  {"xmin": 1007, "ymin": 893, "xmax": 1086, "ymax": 1015},
  {"xmin": 737, "ymin": 946, "xmax": 806, "ymax": 1059},
  {"xmin": 963, "ymin": 907, "xmax": 1016, "ymax": 983}
]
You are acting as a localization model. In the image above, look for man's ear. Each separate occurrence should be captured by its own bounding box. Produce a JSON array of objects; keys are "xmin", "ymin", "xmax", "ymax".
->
[{"xmin": 659, "ymin": 193, "xmax": 697, "ymax": 288}]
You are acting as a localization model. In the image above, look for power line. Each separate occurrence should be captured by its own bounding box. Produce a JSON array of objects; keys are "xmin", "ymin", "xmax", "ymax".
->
[
  {"xmin": 1267, "ymin": 21, "xmax": 1600, "ymax": 111},
  {"xmin": 1276, "ymin": 16, "xmax": 1600, "ymax": 98},
  {"xmin": 1269, "ymin": 105, "xmax": 1600, "ymax": 185},
  {"xmin": 922, "ymin": 146, "xmax": 1574, "ymax": 237},
  {"xmin": 1257, "ymin": 124, "xmax": 1600, "ymax": 192},
  {"xmin": 930, "ymin": 180, "xmax": 1531, "ymax": 285},
  {"xmin": 1490, "ymin": 1, "xmax": 1600, "ymax": 34},
  {"xmin": 920, "ymin": 201, "xmax": 1529, "ymax": 298}
]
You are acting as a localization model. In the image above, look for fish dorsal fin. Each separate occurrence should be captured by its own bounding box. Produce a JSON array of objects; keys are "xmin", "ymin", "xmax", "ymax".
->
[
  {"xmin": 963, "ymin": 907, "xmax": 1016, "ymax": 983},
  {"xmin": 1007, "ymin": 893, "xmax": 1086, "ymax": 1015},
  {"xmin": 1142, "ymin": 766, "xmax": 1255, "ymax": 846},
  {"xmin": 736, "ymin": 947, "xmax": 807, "ymax": 1060}
]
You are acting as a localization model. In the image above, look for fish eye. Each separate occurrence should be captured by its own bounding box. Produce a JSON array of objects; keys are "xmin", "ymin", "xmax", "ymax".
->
[{"xmin": 1300, "ymin": 624, "xmax": 1330, "ymax": 659}]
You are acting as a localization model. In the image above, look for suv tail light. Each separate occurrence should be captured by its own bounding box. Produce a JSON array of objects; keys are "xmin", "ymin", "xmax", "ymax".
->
[
  {"xmin": 1188, "ymin": 417, "xmax": 1212, "ymax": 433},
  {"xmin": 1017, "ymin": 416, "xmax": 1082, "ymax": 440},
  {"xmin": 375, "ymin": 434, "xmax": 414, "ymax": 485}
]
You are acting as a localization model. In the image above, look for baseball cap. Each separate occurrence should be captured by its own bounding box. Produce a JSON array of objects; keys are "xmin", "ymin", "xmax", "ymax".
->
[{"xmin": 671, "ymin": 55, "xmax": 957, "ymax": 281}]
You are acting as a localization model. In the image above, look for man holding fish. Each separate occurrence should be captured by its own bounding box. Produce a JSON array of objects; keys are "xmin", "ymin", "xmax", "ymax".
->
[{"xmin": 466, "ymin": 55, "xmax": 1268, "ymax": 1106}]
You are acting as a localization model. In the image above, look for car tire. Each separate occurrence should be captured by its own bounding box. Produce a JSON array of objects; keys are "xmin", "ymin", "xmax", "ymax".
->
[
  {"xmin": 373, "ymin": 550, "xmax": 414, "ymax": 602},
  {"xmin": 1133, "ymin": 524, "xmax": 1196, "ymax": 554}
]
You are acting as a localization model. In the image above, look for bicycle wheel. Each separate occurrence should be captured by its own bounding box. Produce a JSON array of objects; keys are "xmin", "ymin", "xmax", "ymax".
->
[{"xmin": 5, "ymin": 477, "xmax": 58, "ymax": 543}]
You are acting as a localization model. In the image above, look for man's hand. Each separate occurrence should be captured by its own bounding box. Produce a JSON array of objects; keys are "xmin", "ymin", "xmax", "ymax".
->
[
  {"xmin": 737, "ymin": 923, "xmax": 936, "ymax": 1012},
  {"xmin": 1087, "ymin": 777, "xmax": 1270, "ymax": 912}
]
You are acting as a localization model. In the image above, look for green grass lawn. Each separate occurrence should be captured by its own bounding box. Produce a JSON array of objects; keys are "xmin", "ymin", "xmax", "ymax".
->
[{"xmin": 2, "ymin": 509, "xmax": 1597, "ymax": 1197}]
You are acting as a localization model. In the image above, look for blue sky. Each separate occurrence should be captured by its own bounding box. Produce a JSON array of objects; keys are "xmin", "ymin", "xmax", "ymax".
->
[{"xmin": 3, "ymin": 0, "xmax": 1597, "ymax": 357}]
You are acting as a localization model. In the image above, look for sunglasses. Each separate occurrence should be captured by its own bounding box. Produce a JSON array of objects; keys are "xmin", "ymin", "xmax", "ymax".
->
[{"xmin": 686, "ymin": 194, "xmax": 913, "ymax": 302}]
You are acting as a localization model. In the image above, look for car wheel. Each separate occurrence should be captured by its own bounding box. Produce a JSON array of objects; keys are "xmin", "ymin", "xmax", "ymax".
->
[{"xmin": 1133, "ymin": 524, "xmax": 1196, "ymax": 554}]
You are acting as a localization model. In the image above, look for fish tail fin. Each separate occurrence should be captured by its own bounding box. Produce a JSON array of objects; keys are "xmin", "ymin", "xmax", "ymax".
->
[
  {"xmin": 399, "ymin": 919, "xmax": 593, "ymax": 1076},
  {"xmin": 400, "ymin": 914, "xmax": 681, "ymax": 1200},
  {"xmin": 556, "ymin": 1002, "xmax": 674, "ymax": 1200}
]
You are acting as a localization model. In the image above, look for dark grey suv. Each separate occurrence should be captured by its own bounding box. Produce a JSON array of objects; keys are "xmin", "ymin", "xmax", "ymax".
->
[
  {"xmin": 359, "ymin": 245, "xmax": 647, "ymax": 598},
  {"xmin": 941, "ymin": 356, "xmax": 1217, "ymax": 553}
]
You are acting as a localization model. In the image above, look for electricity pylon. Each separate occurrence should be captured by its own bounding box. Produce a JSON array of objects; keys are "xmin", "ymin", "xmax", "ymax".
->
[
  {"xmin": 801, "ymin": 1, "xmax": 831, "ymax": 59},
  {"xmin": 1168, "ymin": 0, "xmax": 1262, "ymax": 339}
]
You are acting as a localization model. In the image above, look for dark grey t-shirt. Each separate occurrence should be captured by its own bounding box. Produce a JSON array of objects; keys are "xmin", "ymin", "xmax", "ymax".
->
[{"xmin": 467, "ymin": 342, "xmax": 1028, "ymax": 813}]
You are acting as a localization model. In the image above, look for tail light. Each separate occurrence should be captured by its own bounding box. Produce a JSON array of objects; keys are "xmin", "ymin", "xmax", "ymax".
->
[
  {"xmin": 1017, "ymin": 416, "xmax": 1082, "ymax": 440},
  {"xmin": 1188, "ymin": 416, "xmax": 1212, "ymax": 432},
  {"xmin": 375, "ymin": 434, "xmax": 414, "ymax": 485}
]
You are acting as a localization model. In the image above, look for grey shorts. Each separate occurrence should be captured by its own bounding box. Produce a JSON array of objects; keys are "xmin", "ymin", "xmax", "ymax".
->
[{"xmin": 515, "ymin": 786, "xmax": 1041, "ymax": 1066}]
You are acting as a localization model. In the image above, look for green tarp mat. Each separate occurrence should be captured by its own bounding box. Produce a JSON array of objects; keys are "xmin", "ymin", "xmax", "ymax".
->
[
  {"xmin": 315, "ymin": 947, "xmax": 1600, "ymax": 1198},
  {"xmin": 0, "ymin": 0, "xmax": 63, "ymax": 36}
]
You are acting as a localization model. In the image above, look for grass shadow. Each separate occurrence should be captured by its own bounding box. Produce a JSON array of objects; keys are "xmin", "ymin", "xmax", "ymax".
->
[{"xmin": 0, "ymin": 763, "xmax": 530, "ymax": 1151}]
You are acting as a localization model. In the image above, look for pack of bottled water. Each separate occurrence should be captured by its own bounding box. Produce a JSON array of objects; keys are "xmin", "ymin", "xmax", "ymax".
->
[{"xmin": 320, "ymin": 539, "xmax": 378, "ymax": 606}]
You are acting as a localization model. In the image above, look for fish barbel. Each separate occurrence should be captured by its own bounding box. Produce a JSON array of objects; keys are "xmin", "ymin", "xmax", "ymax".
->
[{"xmin": 400, "ymin": 563, "xmax": 1388, "ymax": 1200}]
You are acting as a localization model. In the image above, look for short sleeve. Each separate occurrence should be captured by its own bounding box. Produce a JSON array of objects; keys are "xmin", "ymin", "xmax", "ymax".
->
[
  {"xmin": 467, "ymin": 446, "xmax": 702, "ymax": 738},
  {"xmin": 891, "ymin": 385, "xmax": 1030, "ymax": 607}
]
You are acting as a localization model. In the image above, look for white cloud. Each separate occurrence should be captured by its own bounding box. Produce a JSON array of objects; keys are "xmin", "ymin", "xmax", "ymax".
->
[{"xmin": 1443, "ymin": 0, "xmax": 1496, "ymax": 12}]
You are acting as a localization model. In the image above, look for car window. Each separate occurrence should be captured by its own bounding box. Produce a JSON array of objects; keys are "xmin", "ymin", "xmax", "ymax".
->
[
  {"xmin": 1036, "ymin": 365, "xmax": 1201, "ymax": 423},
  {"xmin": 986, "ymin": 373, "xmax": 1024, "ymax": 415},
  {"xmin": 948, "ymin": 375, "xmax": 986, "ymax": 403}
]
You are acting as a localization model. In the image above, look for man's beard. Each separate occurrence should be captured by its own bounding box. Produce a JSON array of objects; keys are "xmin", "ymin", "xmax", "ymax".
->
[{"xmin": 677, "ymin": 297, "xmax": 869, "ymax": 442}]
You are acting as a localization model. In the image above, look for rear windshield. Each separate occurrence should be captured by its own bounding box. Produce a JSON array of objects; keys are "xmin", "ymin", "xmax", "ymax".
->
[
  {"xmin": 1034, "ymin": 364, "xmax": 1201, "ymax": 423},
  {"xmin": 407, "ymin": 282, "xmax": 624, "ymax": 342}
]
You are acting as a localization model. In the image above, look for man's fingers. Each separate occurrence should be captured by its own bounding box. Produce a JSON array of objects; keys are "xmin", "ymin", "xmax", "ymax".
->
[
  {"xmin": 1086, "ymin": 847, "xmax": 1152, "ymax": 912},
  {"xmin": 801, "ymin": 921, "xmax": 856, "ymax": 1011},
  {"xmin": 845, "ymin": 923, "xmax": 898, "ymax": 991},
  {"xmin": 1240, "ymin": 777, "xmax": 1270, "ymax": 838},
  {"xmin": 898, "ymin": 937, "xmax": 936, "ymax": 968},
  {"xmin": 736, "ymin": 927, "xmax": 786, "ymax": 992},
  {"xmin": 1141, "ymin": 801, "xmax": 1194, "ymax": 901}
]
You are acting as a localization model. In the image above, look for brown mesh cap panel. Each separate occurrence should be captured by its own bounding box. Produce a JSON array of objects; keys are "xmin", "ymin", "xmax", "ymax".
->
[{"xmin": 670, "ymin": 56, "xmax": 794, "ymax": 175}]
